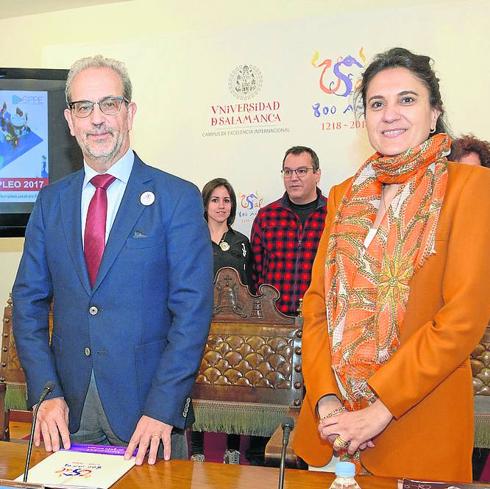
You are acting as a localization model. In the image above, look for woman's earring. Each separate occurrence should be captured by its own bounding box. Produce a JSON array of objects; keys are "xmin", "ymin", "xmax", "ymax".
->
[{"xmin": 430, "ymin": 127, "xmax": 436, "ymax": 134}]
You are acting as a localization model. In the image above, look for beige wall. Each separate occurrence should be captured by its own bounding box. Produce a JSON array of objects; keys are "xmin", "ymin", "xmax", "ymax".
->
[{"xmin": 1, "ymin": 0, "xmax": 489, "ymax": 306}]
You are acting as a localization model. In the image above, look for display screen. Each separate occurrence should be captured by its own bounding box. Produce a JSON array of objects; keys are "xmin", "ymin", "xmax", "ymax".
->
[
  {"xmin": 0, "ymin": 89, "xmax": 49, "ymax": 202},
  {"xmin": 0, "ymin": 69, "xmax": 82, "ymax": 237}
]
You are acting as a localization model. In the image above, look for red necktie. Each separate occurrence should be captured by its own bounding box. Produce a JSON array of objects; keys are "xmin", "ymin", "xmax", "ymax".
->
[{"xmin": 84, "ymin": 174, "xmax": 116, "ymax": 287}]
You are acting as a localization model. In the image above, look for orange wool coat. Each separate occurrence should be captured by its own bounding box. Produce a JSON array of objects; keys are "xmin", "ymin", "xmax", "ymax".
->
[{"xmin": 293, "ymin": 163, "xmax": 490, "ymax": 482}]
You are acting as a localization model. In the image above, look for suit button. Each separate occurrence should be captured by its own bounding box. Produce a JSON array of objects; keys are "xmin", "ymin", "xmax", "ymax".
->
[
  {"xmin": 89, "ymin": 306, "xmax": 98, "ymax": 315},
  {"xmin": 84, "ymin": 347, "xmax": 91, "ymax": 357}
]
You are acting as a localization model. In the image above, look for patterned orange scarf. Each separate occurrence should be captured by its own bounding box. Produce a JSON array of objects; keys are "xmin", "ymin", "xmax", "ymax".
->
[{"xmin": 324, "ymin": 133, "xmax": 451, "ymax": 411}]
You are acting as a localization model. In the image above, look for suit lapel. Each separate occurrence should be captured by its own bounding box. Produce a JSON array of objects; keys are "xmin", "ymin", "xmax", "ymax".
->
[
  {"xmin": 92, "ymin": 157, "xmax": 153, "ymax": 291},
  {"xmin": 60, "ymin": 170, "xmax": 92, "ymax": 295}
]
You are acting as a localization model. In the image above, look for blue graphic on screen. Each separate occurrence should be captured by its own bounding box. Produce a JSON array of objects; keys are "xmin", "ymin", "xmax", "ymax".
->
[{"xmin": 0, "ymin": 90, "xmax": 48, "ymax": 202}]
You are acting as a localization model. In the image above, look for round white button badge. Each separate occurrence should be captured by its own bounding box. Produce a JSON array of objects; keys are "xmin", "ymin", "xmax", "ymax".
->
[{"xmin": 140, "ymin": 191, "xmax": 155, "ymax": 206}]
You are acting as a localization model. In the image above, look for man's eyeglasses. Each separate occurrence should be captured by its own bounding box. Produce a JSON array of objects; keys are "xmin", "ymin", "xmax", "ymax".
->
[
  {"xmin": 281, "ymin": 167, "xmax": 316, "ymax": 178},
  {"xmin": 68, "ymin": 96, "xmax": 129, "ymax": 118}
]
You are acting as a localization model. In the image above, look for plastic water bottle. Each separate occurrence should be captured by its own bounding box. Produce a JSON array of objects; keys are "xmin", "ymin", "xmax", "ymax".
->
[{"xmin": 329, "ymin": 462, "xmax": 361, "ymax": 489}]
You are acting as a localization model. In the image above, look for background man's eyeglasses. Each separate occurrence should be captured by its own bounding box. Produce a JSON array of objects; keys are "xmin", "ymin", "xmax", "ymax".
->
[
  {"xmin": 68, "ymin": 96, "xmax": 129, "ymax": 118},
  {"xmin": 281, "ymin": 167, "xmax": 316, "ymax": 178}
]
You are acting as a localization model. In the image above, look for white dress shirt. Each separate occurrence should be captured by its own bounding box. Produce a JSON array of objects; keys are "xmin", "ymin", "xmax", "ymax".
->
[{"xmin": 81, "ymin": 149, "xmax": 134, "ymax": 246}]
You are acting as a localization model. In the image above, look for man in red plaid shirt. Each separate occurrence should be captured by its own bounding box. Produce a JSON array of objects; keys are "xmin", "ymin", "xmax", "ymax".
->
[{"xmin": 251, "ymin": 146, "xmax": 327, "ymax": 316}]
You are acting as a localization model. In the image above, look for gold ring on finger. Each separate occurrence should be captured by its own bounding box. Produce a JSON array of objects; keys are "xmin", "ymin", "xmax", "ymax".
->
[{"xmin": 333, "ymin": 435, "xmax": 350, "ymax": 450}]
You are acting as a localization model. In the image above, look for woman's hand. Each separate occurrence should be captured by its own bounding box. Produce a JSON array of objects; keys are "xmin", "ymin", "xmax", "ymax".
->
[
  {"xmin": 317, "ymin": 395, "xmax": 344, "ymax": 445},
  {"xmin": 317, "ymin": 395, "xmax": 342, "ymax": 419},
  {"xmin": 319, "ymin": 399, "xmax": 393, "ymax": 454}
]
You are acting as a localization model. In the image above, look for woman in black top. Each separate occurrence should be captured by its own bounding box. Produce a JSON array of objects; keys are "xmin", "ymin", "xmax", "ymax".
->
[
  {"xmin": 190, "ymin": 178, "xmax": 253, "ymax": 464},
  {"xmin": 203, "ymin": 178, "xmax": 253, "ymax": 286}
]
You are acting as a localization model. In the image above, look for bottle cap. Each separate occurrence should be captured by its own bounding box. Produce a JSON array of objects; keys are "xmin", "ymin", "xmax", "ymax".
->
[{"xmin": 335, "ymin": 461, "xmax": 355, "ymax": 477}]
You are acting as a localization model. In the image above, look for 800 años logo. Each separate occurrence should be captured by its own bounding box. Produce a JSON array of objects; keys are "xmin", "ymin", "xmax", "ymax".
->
[
  {"xmin": 237, "ymin": 191, "xmax": 263, "ymax": 226},
  {"xmin": 311, "ymin": 48, "xmax": 367, "ymax": 131}
]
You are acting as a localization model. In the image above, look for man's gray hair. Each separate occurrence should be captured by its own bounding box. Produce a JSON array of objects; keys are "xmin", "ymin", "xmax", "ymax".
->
[{"xmin": 65, "ymin": 54, "xmax": 132, "ymax": 103}]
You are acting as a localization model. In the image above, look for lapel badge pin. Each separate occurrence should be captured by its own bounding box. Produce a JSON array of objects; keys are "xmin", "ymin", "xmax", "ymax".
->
[
  {"xmin": 219, "ymin": 241, "xmax": 230, "ymax": 251},
  {"xmin": 140, "ymin": 191, "xmax": 155, "ymax": 206}
]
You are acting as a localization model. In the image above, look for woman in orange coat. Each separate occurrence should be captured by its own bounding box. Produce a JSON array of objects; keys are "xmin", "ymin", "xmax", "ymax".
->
[{"xmin": 293, "ymin": 47, "xmax": 490, "ymax": 482}]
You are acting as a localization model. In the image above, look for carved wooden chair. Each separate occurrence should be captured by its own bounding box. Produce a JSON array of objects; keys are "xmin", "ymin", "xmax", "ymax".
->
[
  {"xmin": 191, "ymin": 267, "xmax": 303, "ymax": 466},
  {"xmin": 1, "ymin": 295, "xmax": 26, "ymax": 441},
  {"xmin": 0, "ymin": 295, "xmax": 53, "ymax": 441},
  {"xmin": 471, "ymin": 324, "xmax": 490, "ymax": 449}
]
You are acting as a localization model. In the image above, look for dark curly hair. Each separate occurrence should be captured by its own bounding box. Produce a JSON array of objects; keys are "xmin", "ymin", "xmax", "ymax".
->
[{"xmin": 449, "ymin": 134, "xmax": 490, "ymax": 168}]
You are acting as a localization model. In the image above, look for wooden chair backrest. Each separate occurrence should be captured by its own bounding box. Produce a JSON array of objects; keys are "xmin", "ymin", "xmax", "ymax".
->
[
  {"xmin": 192, "ymin": 267, "xmax": 303, "ymax": 408},
  {"xmin": 0, "ymin": 295, "xmax": 53, "ymax": 441},
  {"xmin": 471, "ymin": 325, "xmax": 490, "ymax": 396},
  {"xmin": 1, "ymin": 296, "xmax": 54, "ymax": 387},
  {"xmin": 1, "ymin": 296, "xmax": 25, "ymax": 385}
]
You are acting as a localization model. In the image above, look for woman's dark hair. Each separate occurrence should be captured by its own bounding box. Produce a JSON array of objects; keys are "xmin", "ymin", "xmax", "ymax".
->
[
  {"xmin": 356, "ymin": 47, "xmax": 449, "ymax": 135},
  {"xmin": 202, "ymin": 178, "xmax": 237, "ymax": 226}
]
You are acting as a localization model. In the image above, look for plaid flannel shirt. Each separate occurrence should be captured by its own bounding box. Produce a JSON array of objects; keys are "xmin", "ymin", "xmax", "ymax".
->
[{"xmin": 251, "ymin": 190, "xmax": 327, "ymax": 315}]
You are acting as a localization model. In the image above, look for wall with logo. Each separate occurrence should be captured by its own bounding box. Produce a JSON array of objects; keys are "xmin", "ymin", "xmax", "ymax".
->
[{"xmin": 0, "ymin": 0, "xmax": 488, "ymax": 307}]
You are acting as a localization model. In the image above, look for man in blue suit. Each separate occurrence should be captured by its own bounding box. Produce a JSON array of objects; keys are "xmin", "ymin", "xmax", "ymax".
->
[{"xmin": 12, "ymin": 55, "xmax": 213, "ymax": 465}]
